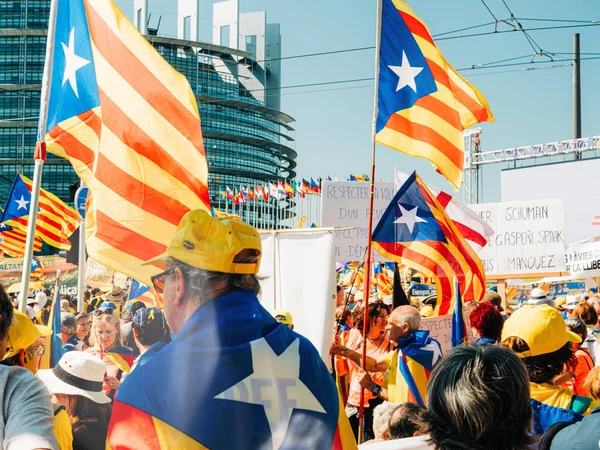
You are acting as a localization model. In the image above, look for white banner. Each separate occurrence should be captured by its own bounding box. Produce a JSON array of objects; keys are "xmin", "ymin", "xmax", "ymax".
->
[
  {"xmin": 469, "ymin": 199, "xmax": 565, "ymax": 275},
  {"xmin": 84, "ymin": 259, "xmax": 128, "ymax": 290},
  {"xmin": 565, "ymin": 240, "xmax": 600, "ymax": 278},
  {"xmin": 321, "ymin": 181, "xmax": 395, "ymax": 262},
  {"xmin": 258, "ymin": 229, "xmax": 337, "ymax": 367}
]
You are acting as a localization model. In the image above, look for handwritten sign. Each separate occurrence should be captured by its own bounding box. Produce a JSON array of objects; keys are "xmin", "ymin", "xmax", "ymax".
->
[
  {"xmin": 469, "ymin": 199, "xmax": 565, "ymax": 275},
  {"xmin": 321, "ymin": 181, "xmax": 395, "ymax": 261},
  {"xmin": 565, "ymin": 240, "xmax": 600, "ymax": 278},
  {"xmin": 420, "ymin": 314, "xmax": 474, "ymax": 355}
]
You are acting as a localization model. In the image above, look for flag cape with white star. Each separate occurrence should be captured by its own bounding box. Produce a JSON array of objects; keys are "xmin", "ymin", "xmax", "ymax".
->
[
  {"xmin": 0, "ymin": 173, "xmax": 80, "ymax": 250},
  {"xmin": 107, "ymin": 289, "xmax": 356, "ymax": 450},
  {"xmin": 383, "ymin": 330, "xmax": 442, "ymax": 405},
  {"xmin": 0, "ymin": 223, "xmax": 42, "ymax": 257},
  {"xmin": 375, "ymin": 0, "xmax": 494, "ymax": 189},
  {"xmin": 38, "ymin": 0, "xmax": 210, "ymax": 282},
  {"xmin": 372, "ymin": 172, "xmax": 486, "ymax": 315}
]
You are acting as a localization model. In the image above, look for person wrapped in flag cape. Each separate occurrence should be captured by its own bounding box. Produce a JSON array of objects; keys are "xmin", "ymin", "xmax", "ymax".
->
[
  {"xmin": 108, "ymin": 210, "xmax": 356, "ymax": 449},
  {"xmin": 331, "ymin": 305, "xmax": 441, "ymax": 405}
]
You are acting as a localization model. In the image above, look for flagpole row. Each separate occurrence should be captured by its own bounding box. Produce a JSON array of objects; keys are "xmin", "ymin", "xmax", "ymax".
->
[
  {"xmin": 359, "ymin": 0, "xmax": 384, "ymax": 443},
  {"xmin": 18, "ymin": 157, "xmax": 45, "ymax": 313}
]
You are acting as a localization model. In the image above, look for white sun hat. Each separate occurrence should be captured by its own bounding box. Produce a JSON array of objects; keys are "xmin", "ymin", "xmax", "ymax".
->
[{"xmin": 38, "ymin": 352, "xmax": 111, "ymax": 404}]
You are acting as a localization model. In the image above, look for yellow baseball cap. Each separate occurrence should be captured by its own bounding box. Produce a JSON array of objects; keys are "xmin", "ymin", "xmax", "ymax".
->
[
  {"xmin": 273, "ymin": 309, "xmax": 293, "ymax": 326},
  {"xmin": 144, "ymin": 210, "xmax": 262, "ymax": 274},
  {"xmin": 501, "ymin": 304, "xmax": 581, "ymax": 357},
  {"xmin": 4, "ymin": 310, "xmax": 52, "ymax": 359}
]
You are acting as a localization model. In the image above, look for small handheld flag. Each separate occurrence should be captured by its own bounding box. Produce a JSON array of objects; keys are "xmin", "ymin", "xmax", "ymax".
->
[
  {"xmin": 372, "ymin": 172, "xmax": 486, "ymax": 315},
  {"xmin": 451, "ymin": 277, "xmax": 466, "ymax": 347}
]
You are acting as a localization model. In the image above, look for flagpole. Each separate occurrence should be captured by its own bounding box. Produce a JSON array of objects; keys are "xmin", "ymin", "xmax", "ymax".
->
[
  {"xmin": 75, "ymin": 186, "xmax": 87, "ymax": 313},
  {"xmin": 359, "ymin": 0, "xmax": 383, "ymax": 442},
  {"xmin": 18, "ymin": 0, "xmax": 58, "ymax": 313}
]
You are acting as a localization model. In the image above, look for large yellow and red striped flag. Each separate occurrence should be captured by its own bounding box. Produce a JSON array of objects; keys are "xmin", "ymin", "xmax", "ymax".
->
[
  {"xmin": 1, "ymin": 174, "xmax": 80, "ymax": 250},
  {"xmin": 38, "ymin": 0, "xmax": 210, "ymax": 281},
  {"xmin": 376, "ymin": 0, "xmax": 494, "ymax": 189}
]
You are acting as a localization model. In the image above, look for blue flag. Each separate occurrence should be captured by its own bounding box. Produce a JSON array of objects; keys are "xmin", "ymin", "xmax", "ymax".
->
[
  {"xmin": 129, "ymin": 279, "xmax": 149, "ymax": 301},
  {"xmin": 451, "ymin": 277, "xmax": 466, "ymax": 347},
  {"xmin": 0, "ymin": 174, "xmax": 35, "ymax": 223}
]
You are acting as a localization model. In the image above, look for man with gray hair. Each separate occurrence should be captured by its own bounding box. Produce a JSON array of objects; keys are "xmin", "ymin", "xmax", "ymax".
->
[
  {"xmin": 108, "ymin": 210, "xmax": 355, "ymax": 449},
  {"xmin": 331, "ymin": 305, "xmax": 442, "ymax": 404}
]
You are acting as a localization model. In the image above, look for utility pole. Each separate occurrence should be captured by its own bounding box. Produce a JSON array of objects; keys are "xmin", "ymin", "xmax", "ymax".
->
[{"xmin": 573, "ymin": 33, "xmax": 582, "ymax": 160}]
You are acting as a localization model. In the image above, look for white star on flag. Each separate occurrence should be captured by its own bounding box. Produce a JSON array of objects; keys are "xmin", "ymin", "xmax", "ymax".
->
[
  {"xmin": 422, "ymin": 341, "xmax": 443, "ymax": 366},
  {"xmin": 394, "ymin": 204, "xmax": 426, "ymax": 233},
  {"xmin": 215, "ymin": 338, "xmax": 326, "ymax": 450},
  {"xmin": 388, "ymin": 51, "xmax": 424, "ymax": 93},
  {"xmin": 61, "ymin": 28, "xmax": 91, "ymax": 97},
  {"xmin": 15, "ymin": 196, "xmax": 30, "ymax": 211}
]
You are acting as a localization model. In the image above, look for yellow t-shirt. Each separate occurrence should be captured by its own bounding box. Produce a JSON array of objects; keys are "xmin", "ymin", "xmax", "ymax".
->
[{"xmin": 53, "ymin": 405, "xmax": 73, "ymax": 450}]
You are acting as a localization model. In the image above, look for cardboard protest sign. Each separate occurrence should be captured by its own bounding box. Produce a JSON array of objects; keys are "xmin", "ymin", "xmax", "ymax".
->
[
  {"xmin": 321, "ymin": 181, "xmax": 395, "ymax": 262},
  {"xmin": 469, "ymin": 199, "xmax": 565, "ymax": 276},
  {"xmin": 565, "ymin": 240, "xmax": 600, "ymax": 278}
]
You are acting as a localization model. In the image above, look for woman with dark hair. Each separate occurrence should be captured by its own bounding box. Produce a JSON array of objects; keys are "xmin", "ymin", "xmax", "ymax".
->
[
  {"xmin": 334, "ymin": 302, "xmax": 391, "ymax": 441},
  {"xmin": 39, "ymin": 352, "xmax": 112, "ymax": 450},
  {"xmin": 501, "ymin": 305, "xmax": 599, "ymax": 435},
  {"xmin": 468, "ymin": 302, "xmax": 504, "ymax": 344},
  {"xmin": 416, "ymin": 345, "xmax": 534, "ymax": 450}
]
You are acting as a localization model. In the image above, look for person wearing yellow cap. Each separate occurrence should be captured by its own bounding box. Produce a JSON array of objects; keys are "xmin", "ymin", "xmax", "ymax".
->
[
  {"xmin": 107, "ymin": 210, "xmax": 356, "ymax": 449},
  {"xmin": 272, "ymin": 309, "xmax": 294, "ymax": 330},
  {"xmin": 501, "ymin": 304, "xmax": 599, "ymax": 436},
  {"xmin": 0, "ymin": 285, "xmax": 58, "ymax": 450},
  {"xmin": 1, "ymin": 310, "xmax": 73, "ymax": 450}
]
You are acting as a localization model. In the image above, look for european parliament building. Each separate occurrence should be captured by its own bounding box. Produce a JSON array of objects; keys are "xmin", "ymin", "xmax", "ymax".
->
[{"xmin": 0, "ymin": 0, "xmax": 296, "ymax": 227}]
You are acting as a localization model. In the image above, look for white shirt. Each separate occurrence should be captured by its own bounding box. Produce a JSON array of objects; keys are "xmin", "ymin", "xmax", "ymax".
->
[{"xmin": 359, "ymin": 436, "xmax": 433, "ymax": 450}]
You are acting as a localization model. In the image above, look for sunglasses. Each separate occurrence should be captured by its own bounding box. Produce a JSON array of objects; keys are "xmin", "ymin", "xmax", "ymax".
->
[
  {"xmin": 93, "ymin": 308, "xmax": 114, "ymax": 317},
  {"xmin": 151, "ymin": 268, "xmax": 176, "ymax": 294}
]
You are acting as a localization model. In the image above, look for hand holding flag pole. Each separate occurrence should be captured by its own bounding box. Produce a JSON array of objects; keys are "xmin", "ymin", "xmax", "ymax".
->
[
  {"xmin": 18, "ymin": 0, "xmax": 58, "ymax": 313},
  {"xmin": 358, "ymin": 0, "xmax": 384, "ymax": 443}
]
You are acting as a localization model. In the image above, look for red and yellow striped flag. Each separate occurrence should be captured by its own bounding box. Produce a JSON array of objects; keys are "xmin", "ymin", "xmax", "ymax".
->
[
  {"xmin": 376, "ymin": 0, "xmax": 494, "ymax": 189},
  {"xmin": 1, "ymin": 174, "xmax": 80, "ymax": 250},
  {"xmin": 39, "ymin": 0, "xmax": 210, "ymax": 281},
  {"xmin": 0, "ymin": 225, "xmax": 42, "ymax": 257}
]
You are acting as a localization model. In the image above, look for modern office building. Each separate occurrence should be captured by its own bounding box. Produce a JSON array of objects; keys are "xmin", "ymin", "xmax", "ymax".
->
[{"xmin": 0, "ymin": 0, "xmax": 296, "ymax": 228}]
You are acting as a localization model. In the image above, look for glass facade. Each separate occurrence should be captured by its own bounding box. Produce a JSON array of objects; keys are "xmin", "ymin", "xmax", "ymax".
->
[{"xmin": 0, "ymin": 0, "xmax": 296, "ymax": 229}]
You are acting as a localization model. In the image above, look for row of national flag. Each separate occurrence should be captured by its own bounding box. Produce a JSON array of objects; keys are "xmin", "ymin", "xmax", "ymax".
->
[{"xmin": 220, "ymin": 178, "xmax": 321, "ymax": 203}]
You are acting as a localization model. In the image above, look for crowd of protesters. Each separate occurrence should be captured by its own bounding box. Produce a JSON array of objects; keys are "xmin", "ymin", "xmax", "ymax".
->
[{"xmin": 1, "ymin": 210, "xmax": 600, "ymax": 449}]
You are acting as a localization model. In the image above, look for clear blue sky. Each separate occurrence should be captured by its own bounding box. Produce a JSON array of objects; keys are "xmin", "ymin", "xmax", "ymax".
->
[{"xmin": 117, "ymin": 0, "xmax": 600, "ymax": 202}]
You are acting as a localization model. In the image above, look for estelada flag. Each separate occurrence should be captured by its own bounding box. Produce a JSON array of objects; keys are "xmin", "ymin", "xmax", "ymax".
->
[
  {"xmin": 376, "ymin": 0, "xmax": 494, "ymax": 189},
  {"xmin": 0, "ymin": 223, "xmax": 42, "ymax": 257},
  {"xmin": 107, "ymin": 290, "xmax": 356, "ymax": 449},
  {"xmin": 1, "ymin": 174, "xmax": 80, "ymax": 250},
  {"xmin": 372, "ymin": 172, "xmax": 486, "ymax": 315},
  {"xmin": 38, "ymin": 0, "xmax": 210, "ymax": 282}
]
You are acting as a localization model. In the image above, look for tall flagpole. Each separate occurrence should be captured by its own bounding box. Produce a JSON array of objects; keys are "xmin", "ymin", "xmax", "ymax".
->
[
  {"xmin": 359, "ymin": 0, "xmax": 383, "ymax": 443},
  {"xmin": 19, "ymin": 0, "xmax": 58, "ymax": 313}
]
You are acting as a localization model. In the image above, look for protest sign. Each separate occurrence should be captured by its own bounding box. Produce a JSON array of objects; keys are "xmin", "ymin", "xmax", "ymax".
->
[
  {"xmin": 258, "ymin": 229, "xmax": 337, "ymax": 367},
  {"xmin": 469, "ymin": 199, "xmax": 565, "ymax": 276},
  {"xmin": 420, "ymin": 315, "xmax": 453, "ymax": 355},
  {"xmin": 85, "ymin": 259, "xmax": 128, "ymax": 289},
  {"xmin": 565, "ymin": 240, "xmax": 600, "ymax": 278},
  {"xmin": 420, "ymin": 314, "xmax": 474, "ymax": 355},
  {"xmin": 321, "ymin": 181, "xmax": 395, "ymax": 262}
]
